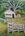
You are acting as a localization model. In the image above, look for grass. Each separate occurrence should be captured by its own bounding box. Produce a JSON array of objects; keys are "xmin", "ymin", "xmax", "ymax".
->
[
  {"xmin": 0, "ymin": 22, "xmax": 7, "ymax": 36},
  {"xmin": 0, "ymin": 32, "xmax": 3, "ymax": 36},
  {"xmin": 0, "ymin": 22, "xmax": 7, "ymax": 32},
  {"xmin": 8, "ymin": 32, "xmax": 24, "ymax": 36},
  {"xmin": 9, "ymin": 18, "xmax": 25, "ymax": 24}
]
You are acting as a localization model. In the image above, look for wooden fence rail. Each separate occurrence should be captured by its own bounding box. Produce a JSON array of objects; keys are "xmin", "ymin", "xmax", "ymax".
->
[{"xmin": 7, "ymin": 22, "xmax": 25, "ymax": 33}]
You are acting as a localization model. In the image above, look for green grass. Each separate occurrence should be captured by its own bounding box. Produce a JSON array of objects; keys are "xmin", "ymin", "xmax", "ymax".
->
[
  {"xmin": 0, "ymin": 32, "xmax": 3, "ymax": 36},
  {"xmin": 8, "ymin": 32, "xmax": 24, "ymax": 36},
  {"xmin": 0, "ymin": 22, "xmax": 7, "ymax": 32},
  {"xmin": 9, "ymin": 18, "xmax": 25, "ymax": 24},
  {"xmin": 0, "ymin": 22, "xmax": 7, "ymax": 36}
]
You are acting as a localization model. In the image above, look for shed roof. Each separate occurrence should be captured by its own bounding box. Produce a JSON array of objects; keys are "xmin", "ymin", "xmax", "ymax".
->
[{"xmin": 5, "ymin": 9, "xmax": 15, "ymax": 14}]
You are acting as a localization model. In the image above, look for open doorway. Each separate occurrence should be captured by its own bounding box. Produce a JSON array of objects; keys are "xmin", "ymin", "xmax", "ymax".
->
[{"xmin": 12, "ymin": 14, "xmax": 14, "ymax": 18}]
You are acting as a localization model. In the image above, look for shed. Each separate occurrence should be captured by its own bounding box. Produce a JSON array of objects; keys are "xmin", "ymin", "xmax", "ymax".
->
[{"xmin": 5, "ymin": 9, "xmax": 16, "ymax": 18}]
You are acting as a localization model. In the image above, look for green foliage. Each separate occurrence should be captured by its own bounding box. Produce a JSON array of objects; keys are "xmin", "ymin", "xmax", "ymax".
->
[
  {"xmin": 0, "ymin": 0, "xmax": 25, "ymax": 18},
  {"xmin": 0, "ymin": 0, "xmax": 8, "ymax": 18}
]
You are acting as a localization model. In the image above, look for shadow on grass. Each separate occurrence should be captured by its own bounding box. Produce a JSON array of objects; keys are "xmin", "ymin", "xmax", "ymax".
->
[{"xmin": 8, "ymin": 32, "xmax": 25, "ymax": 36}]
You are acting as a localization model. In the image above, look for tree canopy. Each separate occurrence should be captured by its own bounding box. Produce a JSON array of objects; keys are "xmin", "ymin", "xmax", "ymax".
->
[{"xmin": 0, "ymin": 0, "xmax": 25, "ymax": 18}]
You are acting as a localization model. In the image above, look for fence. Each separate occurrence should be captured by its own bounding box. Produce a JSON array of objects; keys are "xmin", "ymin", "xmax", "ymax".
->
[{"xmin": 7, "ymin": 22, "xmax": 25, "ymax": 34}]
